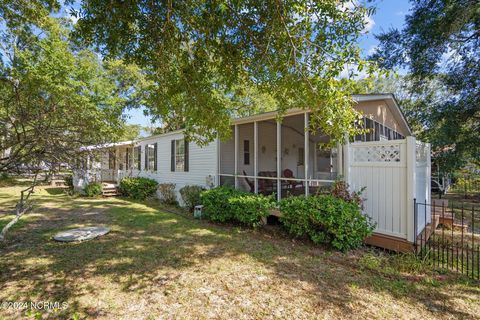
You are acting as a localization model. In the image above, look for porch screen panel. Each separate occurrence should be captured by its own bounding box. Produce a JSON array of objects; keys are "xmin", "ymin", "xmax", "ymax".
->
[
  {"xmin": 257, "ymin": 119, "xmax": 277, "ymax": 197},
  {"xmin": 278, "ymin": 114, "xmax": 307, "ymax": 198},
  {"xmin": 219, "ymin": 126, "xmax": 235, "ymax": 175},
  {"xmin": 236, "ymin": 123, "xmax": 254, "ymax": 192}
]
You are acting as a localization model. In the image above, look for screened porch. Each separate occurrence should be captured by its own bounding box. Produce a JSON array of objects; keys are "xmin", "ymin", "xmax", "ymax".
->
[{"xmin": 218, "ymin": 112, "xmax": 341, "ymax": 201}]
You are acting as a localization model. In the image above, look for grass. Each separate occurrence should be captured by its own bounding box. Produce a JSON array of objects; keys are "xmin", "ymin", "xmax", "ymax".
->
[{"xmin": 0, "ymin": 186, "xmax": 479, "ymax": 319}]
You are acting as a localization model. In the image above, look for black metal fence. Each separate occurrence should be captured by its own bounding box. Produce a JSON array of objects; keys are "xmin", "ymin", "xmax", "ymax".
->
[{"xmin": 414, "ymin": 199, "xmax": 479, "ymax": 280}]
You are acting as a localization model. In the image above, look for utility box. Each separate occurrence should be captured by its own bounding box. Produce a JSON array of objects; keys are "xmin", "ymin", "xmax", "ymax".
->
[{"xmin": 194, "ymin": 205, "xmax": 204, "ymax": 219}]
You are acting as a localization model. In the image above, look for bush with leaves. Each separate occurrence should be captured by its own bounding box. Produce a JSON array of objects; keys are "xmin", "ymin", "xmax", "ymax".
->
[
  {"xmin": 64, "ymin": 175, "xmax": 73, "ymax": 190},
  {"xmin": 200, "ymin": 186, "xmax": 274, "ymax": 228},
  {"xmin": 119, "ymin": 177, "xmax": 158, "ymax": 200},
  {"xmin": 280, "ymin": 195, "xmax": 375, "ymax": 251},
  {"xmin": 84, "ymin": 182, "xmax": 102, "ymax": 197},
  {"xmin": 158, "ymin": 183, "xmax": 178, "ymax": 205},
  {"xmin": 331, "ymin": 179, "xmax": 365, "ymax": 209},
  {"xmin": 180, "ymin": 185, "xmax": 206, "ymax": 211}
]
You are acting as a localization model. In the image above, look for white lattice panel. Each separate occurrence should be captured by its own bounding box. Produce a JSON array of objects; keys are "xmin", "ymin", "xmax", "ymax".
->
[{"xmin": 353, "ymin": 144, "xmax": 401, "ymax": 162}]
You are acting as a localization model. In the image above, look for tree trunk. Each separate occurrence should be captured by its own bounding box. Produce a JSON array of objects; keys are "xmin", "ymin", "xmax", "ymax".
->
[{"xmin": 0, "ymin": 175, "xmax": 37, "ymax": 241}]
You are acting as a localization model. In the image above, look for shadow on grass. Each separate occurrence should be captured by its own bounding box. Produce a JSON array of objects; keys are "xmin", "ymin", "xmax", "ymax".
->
[{"xmin": 0, "ymin": 186, "xmax": 478, "ymax": 319}]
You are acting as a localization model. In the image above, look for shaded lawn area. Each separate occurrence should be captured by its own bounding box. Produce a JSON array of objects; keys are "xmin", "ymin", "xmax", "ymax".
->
[{"xmin": 0, "ymin": 186, "xmax": 479, "ymax": 319}]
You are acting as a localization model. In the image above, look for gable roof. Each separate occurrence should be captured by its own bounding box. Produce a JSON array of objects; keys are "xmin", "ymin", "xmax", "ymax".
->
[
  {"xmin": 231, "ymin": 93, "xmax": 412, "ymax": 136},
  {"xmin": 86, "ymin": 93, "xmax": 411, "ymax": 149}
]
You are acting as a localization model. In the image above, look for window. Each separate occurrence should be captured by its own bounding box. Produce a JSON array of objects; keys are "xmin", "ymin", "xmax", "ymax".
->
[
  {"xmin": 298, "ymin": 147, "xmax": 305, "ymax": 166},
  {"xmin": 243, "ymin": 140, "xmax": 250, "ymax": 165},
  {"xmin": 133, "ymin": 146, "xmax": 141, "ymax": 169},
  {"xmin": 365, "ymin": 118, "xmax": 374, "ymax": 141},
  {"xmin": 145, "ymin": 143, "xmax": 157, "ymax": 171},
  {"xmin": 125, "ymin": 147, "xmax": 131, "ymax": 169},
  {"xmin": 171, "ymin": 139, "xmax": 189, "ymax": 172}
]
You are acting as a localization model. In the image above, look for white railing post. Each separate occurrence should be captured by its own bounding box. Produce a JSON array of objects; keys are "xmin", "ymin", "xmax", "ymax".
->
[
  {"xmin": 277, "ymin": 120, "xmax": 281, "ymax": 202},
  {"xmin": 254, "ymin": 121, "xmax": 258, "ymax": 194},
  {"xmin": 343, "ymin": 137, "xmax": 350, "ymax": 185},
  {"xmin": 234, "ymin": 124, "xmax": 239, "ymax": 189},
  {"xmin": 337, "ymin": 142, "xmax": 343, "ymax": 179},
  {"xmin": 406, "ymin": 136, "xmax": 417, "ymax": 243},
  {"xmin": 216, "ymin": 135, "xmax": 220, "ymax": 187},
  {"xmin": 304, "ymin": 112, "xmax": 309, "ymax": 196}
]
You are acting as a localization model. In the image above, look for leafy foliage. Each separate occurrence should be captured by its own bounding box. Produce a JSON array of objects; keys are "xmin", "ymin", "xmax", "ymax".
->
[
  {"xmin": 200, "ymin": 187, "xmax": 274, "ymax": 228},
  {"xmin": 179, "ymin": 185, "xmax": 206, "ymax": 212},
  {"xmin": 331, "ymin": 179, "xmax": 365, "ymax": 210},
  {"xmin": 84, "ymin": 182, "xmax": 102, "ymax": 197},
  {"xmin": 119, "ymin": 177, "xmax": 158, "ymax": 200},
  {"xmin": 73, "ymin": 0, "xmax": 380, "ymax": 146},
  {"xmin": 157, "ymin": 183, "xmax": 178, "ymax": 205},
  {"xmin": 370, "ymin": 0, "xmax": 480, "ymax": 171},
  {"xmin": 280, "ymin": 195, "xmax": 375, "ymax": 251},
  {"xmin": 64, "ymin": 175, "xmax": 73, "ymax": 190},
  {"xmin": 0, "ymin": 18, "xmax": 147, "ymax": 174}
]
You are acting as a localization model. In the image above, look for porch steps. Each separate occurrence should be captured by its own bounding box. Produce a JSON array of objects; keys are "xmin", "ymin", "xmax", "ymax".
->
[
  {"xmin": 415, "ymin": 214, "xmax": 440, "ymax": 248},
  {"xmin": 102, "ymin": 183, "xmax": 119, "ymax": 197}
]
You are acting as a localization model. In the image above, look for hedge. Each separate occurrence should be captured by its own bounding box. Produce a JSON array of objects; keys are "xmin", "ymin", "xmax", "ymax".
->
[
  {"xmin": 200, "ymin": 187, "xmax": 275, "ymax": 228},
  {"xmin": 119, "ymin": 177, "xmax": 158, "ymax": 200},
  {"xmin": 279, "ymin": 195, "xmax": 375, "ymax": 251}
]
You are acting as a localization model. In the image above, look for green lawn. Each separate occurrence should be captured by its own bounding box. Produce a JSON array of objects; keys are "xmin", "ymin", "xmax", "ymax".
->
[{"xmin": 0, "ymin": 186, "xmax": 479, "ymax": 319}]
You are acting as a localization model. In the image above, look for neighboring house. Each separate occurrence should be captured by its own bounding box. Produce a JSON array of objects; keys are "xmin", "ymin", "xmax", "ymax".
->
[{"xmin": 73, "ymin": 94, "xmax": 431, "ymax": 251}]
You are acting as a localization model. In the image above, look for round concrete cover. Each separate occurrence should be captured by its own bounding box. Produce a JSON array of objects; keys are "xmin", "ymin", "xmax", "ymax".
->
[{"xmin": 53, "ymin": 226, "xmax": 110, "ymax": 242}]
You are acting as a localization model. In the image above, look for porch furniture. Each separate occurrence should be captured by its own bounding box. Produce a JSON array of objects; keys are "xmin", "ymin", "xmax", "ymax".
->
[
  {"xmin": 243, "ymin": 170, "xmax": 255, "ymax": 192},
  {"xmin": 258, "ymin": 171, "xmax": 277, "ymax": 193},
  {"xmin": 282, "ymin": 169, "xmax": 303, "ymax": 189}
]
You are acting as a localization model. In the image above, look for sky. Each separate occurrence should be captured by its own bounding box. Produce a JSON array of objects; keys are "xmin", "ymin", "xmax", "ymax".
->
[{"xmin": 123, "ymin": 0, "xmax": 413, "ymax": 127}]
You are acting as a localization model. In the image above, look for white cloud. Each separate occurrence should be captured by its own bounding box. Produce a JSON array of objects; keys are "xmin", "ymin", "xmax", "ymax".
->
[
  {"xmin": 363, "ymin": 14, "xmax": 375, "ymax": 33},
  {"xmin": 340, "ymin": 0, "xmax": 375, "ymax": 33},
  {"xmin": 338, "ymin": 63, "xmax": 369, "ymax": 80},
  {"xmin": 67, "ymin": 10, "xmax": 79, "ymax": 24},
  {"xmin": 367, "ymin": 45, "xmax": 378, "ymax": 56}
]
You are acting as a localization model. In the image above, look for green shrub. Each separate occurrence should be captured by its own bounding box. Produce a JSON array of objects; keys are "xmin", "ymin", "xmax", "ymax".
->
[
  {"xmin": 0, "ymin": 173, "xmax": 15, "ymax": 187},
  {"xmin": 84, "ymin": 182, "xmax": 102, "ymax": 197},
  {"xmin": 119, "ymin": 177, "xmax": 158, "ymax": 200},
  {"xmin": 280, "ymin": 195, "xmax": 375, "ymax": 251},
  {"xmin": 64, "ymin": 175, "xmax": 73, "ymax": 190},
  {"xmin": 331, "ymin": 179, "xmax": 365, "ymax": 209},
  {"xmin": 200, "ymin": 186, "xmax": 274, "ymax": 228},
  {"xmin": 180, "ymin": 185, "xmax": 206, "ymax": 211},
  {"xmin": 158, "ymin": 183, "xmax": 177, "ymax": 205}
]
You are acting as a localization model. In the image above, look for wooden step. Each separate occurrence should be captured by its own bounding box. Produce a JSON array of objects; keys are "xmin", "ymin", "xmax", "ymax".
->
[
  {"xmin": 416, "ymin": 214, "xmax": 440, "ymax": 247},
  {"xmin": 102, "ymin": 186, "xmax": 119, "ymax": 197}
]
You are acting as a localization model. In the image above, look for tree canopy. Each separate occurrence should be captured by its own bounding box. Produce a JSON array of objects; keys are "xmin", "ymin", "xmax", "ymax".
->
[
  {"xmin": 0, "ymin": 17, "xmax": 146, "ymax": 173},
  {"xmin": 371, "ymin": 0, "xmax": 479, "ymax": 171},
  {"xmin": 73, "ymin": 0, "xmax": 378, "ymax": 144}
]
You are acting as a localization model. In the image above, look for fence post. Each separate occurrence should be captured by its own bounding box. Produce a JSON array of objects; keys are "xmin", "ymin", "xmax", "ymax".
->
[
  {"xmin": 406, "ymin": 136, "xmax": 417, "ymax": 243},
  {"xmin": 414, "ymin": 198, "xmax": 418, "ymax": 254},
  {"xmin": 343, "ymin": 137, "xmax": 350, "ymax": 185}
]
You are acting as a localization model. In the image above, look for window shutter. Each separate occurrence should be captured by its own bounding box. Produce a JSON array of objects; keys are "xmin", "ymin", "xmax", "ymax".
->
[
  {"xmin": 184, "ymin": 139, "xmax": 189, "ymax": 172},
  {"xmin": 144, "ymin": 145, "xmax": 148, "ymax": 170},
  {"xmin": 171, "ymin": 140, "xmax": 175, "ymax": 172},
  {"xmin": 137, "ymin": 146, "xmax": 141, "ymax": 169},
  {"xmin": 153, "ymin": 143, "xmax": 157, "ymax": 171}
]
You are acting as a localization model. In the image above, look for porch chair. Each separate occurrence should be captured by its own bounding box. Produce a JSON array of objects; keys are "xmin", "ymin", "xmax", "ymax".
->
[
  {"xmin": 283, "ymin": 169, "xmax": 303, "ymax": 190},
  {"xmin": 243, "ymin": 170, "xmax": 255, "ymax": 193}
]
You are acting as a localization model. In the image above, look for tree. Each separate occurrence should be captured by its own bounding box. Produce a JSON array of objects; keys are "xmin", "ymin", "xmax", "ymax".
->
[
  {"xmin": 0, "ymin": 18, "xmax": 145, "ymax": 240},
  {"xmin": 371, "ymin": 0, "xmax": 480, "ymax": 172},
  {"xmin": 73, "ymin": 0, "xmax": 379, "ymax": 145}
]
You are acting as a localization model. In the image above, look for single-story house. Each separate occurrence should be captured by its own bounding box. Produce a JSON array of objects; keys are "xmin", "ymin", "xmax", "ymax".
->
[{"xmin": 73, "ymin": 94, "xmax": 431, "ymax": 251}]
